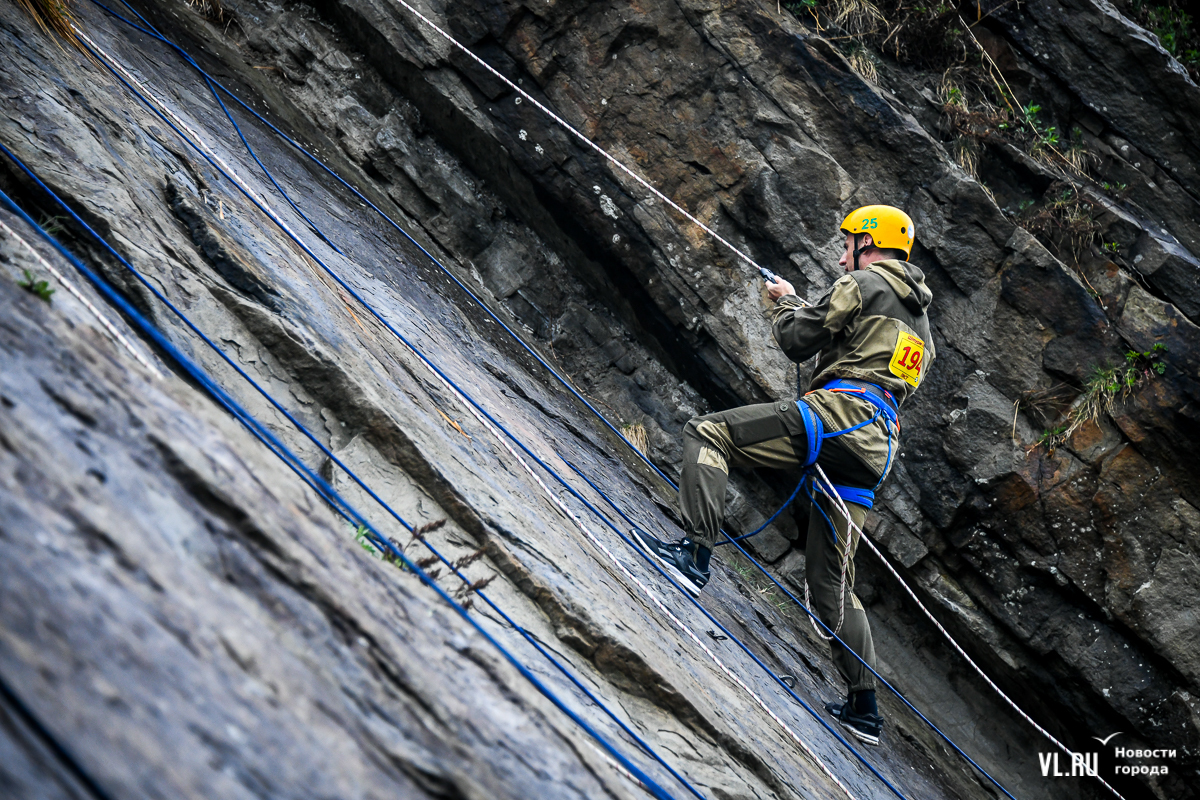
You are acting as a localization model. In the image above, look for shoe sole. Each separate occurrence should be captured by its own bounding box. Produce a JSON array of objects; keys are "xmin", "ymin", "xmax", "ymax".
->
[
  {"xmin": 633, "ymin": 530, "xmax": 704, "ymax": 596},
  {"xmin": 836, "ymin": 718, "xmax": 881, "ymax": 746},
  {"xmin": 633, "ymin": 529, "xmax": 672, "ymax": 568},
  {"xmin": 665, "ymin": 562, "xmax": 703, "ymax": 596}
]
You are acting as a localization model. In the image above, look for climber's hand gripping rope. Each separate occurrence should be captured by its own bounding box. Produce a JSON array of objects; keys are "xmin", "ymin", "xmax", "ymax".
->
[{"xmin": 761, "ymin": 266, "xmax": 796, "ymax": 301}]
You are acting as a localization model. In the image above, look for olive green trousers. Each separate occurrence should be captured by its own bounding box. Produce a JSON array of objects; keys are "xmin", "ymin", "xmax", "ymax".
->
[{"xmin": 680, "ymin": 400, "xmax": 885, "ymax": 693}]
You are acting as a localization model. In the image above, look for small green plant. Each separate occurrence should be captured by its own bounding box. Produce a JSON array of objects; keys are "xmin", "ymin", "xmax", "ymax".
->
[
  {"xmin": 37, "ymin": 214, "xmax": 68, "ymax": 235},
  {"xmin": 1128, "ymin": 3, "xmax": 1200, "ymax": 73},
  {"xmin": 1038, "ymin": 344, "xmax": 1169, "ymax": 450},
  {"xmin": 1016, "ymin": 103, "xmax": 1072, "ymax": 165},
  {"xmin": 941, "ymin": 82, "xmax": 966, "ymax": 110},
  {"xmin": 17, "ymin": 269, "xmax": 54, "ymax": 302},
  {"xmin": 1102, "ymin": 241, "xmax": 1121, "ymax": 254},
  {"xmin": 354, "ymin": 524, "xmax": 378, "ymax": 556},
  {"xmin": 1018, "ymin": 199, "xmax": 1036, "ymax": 211},
  {"xmin": 352, "ymin": 523, "xmax": 412, "ymax": 571},
  {"xmin": 1020, "ymin": 104, "xmax": 1042, "ymax": 130},
  {"xmin": 1035, "ymin": 425, "xmax": 1068, "ymax": 451},
  {"xmin": 1147, "ymin": 6, "xmax": 1195, "ymax": 59},
  {"xmin": 1127, "ymin": 342, "xmax": 1168, "ymax": 375}
]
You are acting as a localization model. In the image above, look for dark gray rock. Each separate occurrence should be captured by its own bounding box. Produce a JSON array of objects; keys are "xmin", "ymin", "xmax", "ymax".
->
[{"xmin": 4, "ymin": 0, "xmax": 1200, "ymax": 796}]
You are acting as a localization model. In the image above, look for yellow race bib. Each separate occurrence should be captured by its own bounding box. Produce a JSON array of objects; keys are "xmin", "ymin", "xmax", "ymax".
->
[{"xmin": 889, "ymin": 331, "xmax": 925, "ymax": 388}]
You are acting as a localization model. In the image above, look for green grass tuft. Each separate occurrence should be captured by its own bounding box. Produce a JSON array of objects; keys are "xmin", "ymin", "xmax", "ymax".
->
[{"xmin": 1035, "ymin": 344, "xmax": 1169, "ymax": 451}]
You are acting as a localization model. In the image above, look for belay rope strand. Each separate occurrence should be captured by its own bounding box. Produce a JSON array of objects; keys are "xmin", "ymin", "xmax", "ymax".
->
[
  {"xmin": 809, "ymin": 463, "xmax": 1129, "ymax": 800},
  {"xmin": 802, "ymin": 509, "xmax": 852, "ymax": 642},
  {"xmin": 59, "ymin": 5, "xmax": 1121, "ymax": 798}
]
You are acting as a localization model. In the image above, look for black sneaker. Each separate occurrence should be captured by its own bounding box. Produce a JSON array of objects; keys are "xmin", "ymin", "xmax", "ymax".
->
[
  {"xmin": 825, "ymin": 700, "xmax": 883, "ymax": 746},
  {"xmin": 633, "ymin": 531, "xmax": 711, "ymax": 595}
]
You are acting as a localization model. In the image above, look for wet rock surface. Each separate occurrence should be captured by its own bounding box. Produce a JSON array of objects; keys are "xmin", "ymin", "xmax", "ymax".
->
[{"xmin": 2, "ymin": 0, "xmax": 1199, "ymax": 798}]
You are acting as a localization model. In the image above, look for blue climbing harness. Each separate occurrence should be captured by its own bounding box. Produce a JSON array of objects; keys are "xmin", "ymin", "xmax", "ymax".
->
[
  {"xmin": 720, "ymin": 379, "xmax": 898, "ymax": 545},
  {"xmin": 797, "ymin": 378, "xmax": 901, "ymax": 541},
  {"xmin": 793, "ymin": 379, "xmax": 898, "ymax": 542}
]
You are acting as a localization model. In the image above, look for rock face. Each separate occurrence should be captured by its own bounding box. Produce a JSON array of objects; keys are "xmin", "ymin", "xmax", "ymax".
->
[{"xmin": 2, "ymin": 0, "xmax": 1199, "ymax": 798}]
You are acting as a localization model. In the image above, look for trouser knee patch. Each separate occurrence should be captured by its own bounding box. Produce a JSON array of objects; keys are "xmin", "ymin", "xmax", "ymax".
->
[{"xmin": 696, "ymin": 445, "xmax": 728, "ymax": 473}]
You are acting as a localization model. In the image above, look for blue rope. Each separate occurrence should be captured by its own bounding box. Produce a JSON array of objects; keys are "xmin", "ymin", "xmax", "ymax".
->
[
  {"xmin": 58, "ymin": 16, "xmax": 1016, "ymax": 798},
  {"xmin": 714, "ymin": 473, "xmax": 806, "ymax": 546},
  {"xmin": 200, "ymin": 73, "xmax": 345, "ymax": 257},
  {"xmin": 0, "ymin": 156, "xmax": 686, "ymax": 800},
  {"xmin": 808, "ymin": 483, "xmax": 842, "ymax": 546}
]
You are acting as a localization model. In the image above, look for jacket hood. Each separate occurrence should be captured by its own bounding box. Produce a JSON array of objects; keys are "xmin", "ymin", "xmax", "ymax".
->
[{"xmin": 867, "ymin": 260, "xmax": 933, "ymax": 314}]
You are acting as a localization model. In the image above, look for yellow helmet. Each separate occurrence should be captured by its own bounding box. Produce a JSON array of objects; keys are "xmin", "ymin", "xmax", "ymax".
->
[{"xmin": 840, "ymin": 205, "xmax": 915, "ymax": 259}]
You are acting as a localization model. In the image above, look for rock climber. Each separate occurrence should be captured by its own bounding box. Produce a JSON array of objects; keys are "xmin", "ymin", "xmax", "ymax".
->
[{"xmin": 636, "ymin": 205, "xmax": 934, "ymax": 746}]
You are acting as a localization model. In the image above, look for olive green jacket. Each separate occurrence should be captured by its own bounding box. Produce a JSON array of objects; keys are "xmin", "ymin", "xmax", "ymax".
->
[{"xmin": 769, "ymin": 260, "xmax": 935, "ymax": 476}]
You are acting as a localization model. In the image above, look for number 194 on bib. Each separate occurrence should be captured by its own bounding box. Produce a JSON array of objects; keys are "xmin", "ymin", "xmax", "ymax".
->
[{"xmin": 889, "ymin": 332, "xmax": 925, "ymax": 388}]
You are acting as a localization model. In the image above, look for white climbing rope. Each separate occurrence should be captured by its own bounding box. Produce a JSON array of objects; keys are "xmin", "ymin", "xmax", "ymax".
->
[
  {"xmin": 809, "ymin": 464, "xmax": 1127, "ymax": 800},
  {"xmin": 0, "ymin": 215, "xmax": 162, "ymax": 378},
  {"xmin": 388, "ymin": 0, "xmax": 773, "ymax": 276}
]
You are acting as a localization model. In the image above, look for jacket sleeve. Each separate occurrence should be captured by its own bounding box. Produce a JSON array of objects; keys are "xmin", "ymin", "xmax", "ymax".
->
[{"xmin": 769, "ymin": 276, "xmax": 863, "ymax": 363}]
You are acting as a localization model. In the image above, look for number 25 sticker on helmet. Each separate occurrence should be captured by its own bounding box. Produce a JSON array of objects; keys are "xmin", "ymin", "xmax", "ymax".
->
[{"xmin": 839, "ymin": 205, "xmax": 915, "ymax": 258}]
